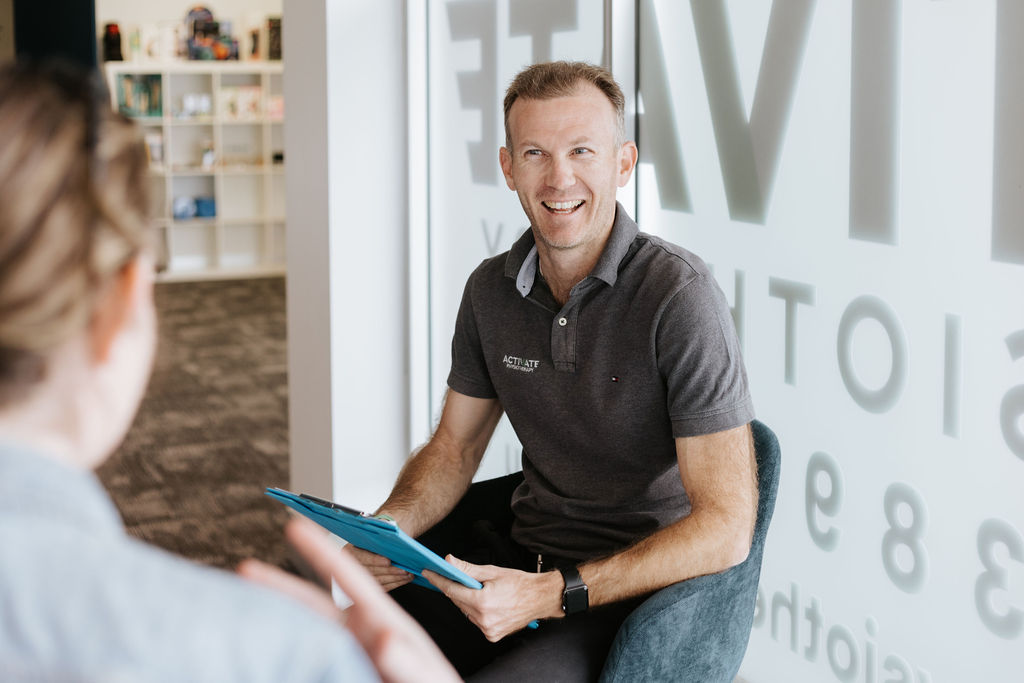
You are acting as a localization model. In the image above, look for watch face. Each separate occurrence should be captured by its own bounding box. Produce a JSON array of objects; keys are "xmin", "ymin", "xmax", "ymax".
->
[{"xmin": 563, "ymin": 584, "xmax": 589, "ymax": 615}]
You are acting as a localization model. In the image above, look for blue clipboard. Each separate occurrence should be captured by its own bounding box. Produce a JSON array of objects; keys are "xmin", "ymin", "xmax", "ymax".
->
[{"xmin": 265, "ymin": 487, "xmax": 481, "ymax": 591}]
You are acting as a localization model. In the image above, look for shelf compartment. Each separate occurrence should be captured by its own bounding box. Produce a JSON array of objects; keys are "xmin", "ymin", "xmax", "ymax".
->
[
  {"xmin": 168, "ymin": 72, "xmax": 214, "ymax": 119},
  {"xmin": 221, "ymin": 123, "xmax": 263, "ymax": 166},
  {"xmin": 221, "ymin": 222, "xmax": 264, "ymax": 269},
  {"xmin": 268, "ymin": 72, "xmax": 284, "ymax": 121},
  {"xmin": 148, "ymin": 175, "xmax": 168, "ymax": 218},
  {"xmin": 115, "ymin": 73, "xmax": 162, "ymax": 117},
  {"xmin": 168, "ymin": 221, "xmax": 216, "ymax": 272},
  {"xmin": 171, "ymin": 176, "xmax": 216, "ymax": 221},
  {"xmin": 270, "ymin": 123, "xmax": 284, "ymax": 166},
  {"xmin": 219, "ymin": 73, "xmax": 263, "ymax": 121},
  {"xmin": 171, "ymin": 175, "xmax": 215, "ymax": 198},
  {"xmin": 221, "ymin": 175, "xmax": 262, "ymax": 220},
  {"xmin": 268, "ymin": 174, "xmax": 285, "ymax": 218},
  {"xmin": 271, "ymin": 221, "xmax": 286, "ymax": 266},
  {"xmin": 167, "ymin": 124, "xmax": 215, "ymax": 169}
]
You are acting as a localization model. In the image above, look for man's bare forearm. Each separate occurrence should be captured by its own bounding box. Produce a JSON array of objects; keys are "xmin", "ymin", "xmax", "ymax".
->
[
  {"xmin": 580, "ymin": 496, "xmax": 755, "ymax": 608},
  {"xmin": 377, "ymin": 391, "xmax": 503, "ymax": 538},
  {"xmin": 377, "ymin": 437, "xmax": 480, "ymax": 538},
  {"xmin": 581, "ymin": 424, "xmax": 757, "ymax": 608}
]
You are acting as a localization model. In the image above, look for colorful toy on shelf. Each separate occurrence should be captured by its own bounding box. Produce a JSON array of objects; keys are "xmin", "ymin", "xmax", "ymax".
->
[{"xmin": 185, "ymin": 6, "xmax": 239, "ymax": 60}]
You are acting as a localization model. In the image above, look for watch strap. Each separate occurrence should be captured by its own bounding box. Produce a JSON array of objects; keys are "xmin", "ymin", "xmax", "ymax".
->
[{"xmin": 559, "ymin": 565, "xmax": 589, "ymax": 615}]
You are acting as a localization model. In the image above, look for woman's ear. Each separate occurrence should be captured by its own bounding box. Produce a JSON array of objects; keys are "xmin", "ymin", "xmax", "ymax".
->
[{"xmin": 88, "ymin": 257, "xmax": 144, "ymax": 364}]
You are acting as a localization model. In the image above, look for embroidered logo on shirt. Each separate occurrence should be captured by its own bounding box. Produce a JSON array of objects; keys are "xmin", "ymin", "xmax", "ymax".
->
[{"xmin": 503, "ymin": 355, "xmax": 540, "ymax": 373}]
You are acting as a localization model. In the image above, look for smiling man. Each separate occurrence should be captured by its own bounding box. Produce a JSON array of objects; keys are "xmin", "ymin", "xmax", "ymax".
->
[{"xmin": 351, "ymin": 61, "xmax": 757, "ymax": 681}]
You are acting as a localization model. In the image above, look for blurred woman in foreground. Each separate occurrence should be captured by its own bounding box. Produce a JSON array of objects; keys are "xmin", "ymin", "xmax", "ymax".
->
[{"xmin": 0, "ymin": 61, "xmax": 456, "ymax": 683}]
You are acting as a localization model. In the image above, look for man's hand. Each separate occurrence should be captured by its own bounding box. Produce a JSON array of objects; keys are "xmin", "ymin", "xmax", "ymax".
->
[
  {"xmin": 345, "ymin": 545, "xmax": 414, "ymax": 592},
  {"xmin": 423, "ymin": 555, "xmax": 564, "ymax": 642},
  {"xmin": 238, "ymin": 518, "xmax": 458, "ymax": 683}
]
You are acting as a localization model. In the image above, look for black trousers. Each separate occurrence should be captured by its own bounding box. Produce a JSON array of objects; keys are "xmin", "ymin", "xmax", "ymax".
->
[{"xmin": 390, "ymin": 474, "xmax": 642, "ymax": 682}]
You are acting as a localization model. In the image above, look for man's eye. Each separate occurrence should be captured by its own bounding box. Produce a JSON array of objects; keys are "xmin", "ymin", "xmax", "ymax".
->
[
  {"xmin": 572, "ymin": 148, "xmax": 590, "ymax": 155},
  {"xmin": 525, "ymin": 149, "xmax": 542, "ymax": 156}
]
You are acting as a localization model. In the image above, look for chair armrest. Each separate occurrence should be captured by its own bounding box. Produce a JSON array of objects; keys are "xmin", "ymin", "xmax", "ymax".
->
[{"xmin": 599, "ymin": 557, "xmax": 762, "ymax": 683}]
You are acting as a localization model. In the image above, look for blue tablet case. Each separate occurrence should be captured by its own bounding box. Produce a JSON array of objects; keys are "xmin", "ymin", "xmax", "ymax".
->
[{"xmin": 265, "ymin": 487, "xmax": 482, "ymax": 591}]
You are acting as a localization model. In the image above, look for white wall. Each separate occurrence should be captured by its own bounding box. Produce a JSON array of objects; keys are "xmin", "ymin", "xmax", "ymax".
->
[
  {"xmin": 635, "ymin": 2, "xmax": 1024, "ymax": 681},
  {"xmin": 284, "ymin": 0, "xmax": 409, "ymax": 511}
]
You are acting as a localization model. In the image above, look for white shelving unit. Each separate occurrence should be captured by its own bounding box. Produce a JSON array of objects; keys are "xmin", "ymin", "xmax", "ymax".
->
[{"xmin": 105, "ymin": 61, "xmax": 286, "ymax": 281}]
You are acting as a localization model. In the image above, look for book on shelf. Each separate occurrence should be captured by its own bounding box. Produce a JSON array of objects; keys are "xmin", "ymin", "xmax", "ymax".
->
[
  {"xmin": 267, "ymin": 17, "xmax": 282, "ymax": 60},
  {"xmin": 116, "ymin": 74, "xmax": 162, "ymax": 118},
  {"xmin": 219, "ymin": 85, "xmax": 263, "ymax": 120}
]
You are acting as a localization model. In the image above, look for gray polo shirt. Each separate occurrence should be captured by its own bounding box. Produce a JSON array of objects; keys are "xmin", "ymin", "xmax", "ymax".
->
[{"xmin": 448, "ymin": 203, "xmax": 754, "ymax": 561}]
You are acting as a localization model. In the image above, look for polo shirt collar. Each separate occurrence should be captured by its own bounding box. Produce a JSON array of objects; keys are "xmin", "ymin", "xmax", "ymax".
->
[{"xmin": 505, "ymin": 201, "xmax": 639, "ymax": 298}]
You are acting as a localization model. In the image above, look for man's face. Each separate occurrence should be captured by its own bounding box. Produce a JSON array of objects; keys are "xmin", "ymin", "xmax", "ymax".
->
[{"xmin": 499, "ymin": 83, "xmax": 636, "ymax": 255}]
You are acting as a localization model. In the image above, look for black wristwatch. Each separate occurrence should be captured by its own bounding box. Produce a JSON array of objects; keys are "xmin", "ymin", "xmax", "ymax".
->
[{"xmin": 559, "ymin": 565, "xmax": 589, "ymax": 615}]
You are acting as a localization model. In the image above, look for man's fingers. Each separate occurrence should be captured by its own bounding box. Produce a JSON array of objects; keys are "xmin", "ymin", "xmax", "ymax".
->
[
  {"xmin": 445, "ymin": 554, "xmax": 497, "ymax": 583},
  {"xmin": 346, "ymin": 545, "xmax": 393, "ymax": 567},
  {"xmin": 365, "ymin": 565, "xmax": 413, "ymax": 583},
  {"xmin": 422, "ymin": 561, "xmax": 477, "ymax": 603},
  {"xmin": 237, "ymin": 558, "xmax": 340, "ymax": 621},
  {"xmin": 345, "ymin": 543, "xmax": 412, "ymax": 589},
  {"xmin": 379, "ymin": 574, "xmax": 414, "ymax": 591},
  {"xmin": 420, "ymin": 569, "xmax": 454, "ymax": 594},
  {"xmin": 445, "ymin": 554, "xmax": 477, "ymax": 575}
]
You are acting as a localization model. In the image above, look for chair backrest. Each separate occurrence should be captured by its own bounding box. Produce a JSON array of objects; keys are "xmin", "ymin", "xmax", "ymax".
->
[
  {"xmin": 599, "ymin": 419, "xmax": 781, "ymax": 683},
  {"xmin": 749, "ymin": 419, "xmax": 782, "ymax": 564}
]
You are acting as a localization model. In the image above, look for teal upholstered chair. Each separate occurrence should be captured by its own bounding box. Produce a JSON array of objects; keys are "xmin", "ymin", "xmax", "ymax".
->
[{"xmin": 598, "ymin": 419, "xmax": 781, "ymax": 682}]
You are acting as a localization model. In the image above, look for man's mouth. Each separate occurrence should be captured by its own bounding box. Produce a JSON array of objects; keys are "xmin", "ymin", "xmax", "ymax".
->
[{"xmin": 542, "ymin": 200, "xmax": 584, "ymax": 215}]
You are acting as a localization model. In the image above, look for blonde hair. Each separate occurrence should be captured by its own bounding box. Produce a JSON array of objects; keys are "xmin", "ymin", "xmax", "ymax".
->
[
  {"xmin": 0, "ymin": 62, "xmax": 151, "ymax": 405},
  {"xmin": 502, "ymin": 61, "xmax": 626, "ymax": 148}
]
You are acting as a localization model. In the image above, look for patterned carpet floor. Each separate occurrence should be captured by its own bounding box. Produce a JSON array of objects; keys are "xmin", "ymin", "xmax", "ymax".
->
[{"xmin": 97, "ymin": 277, "xmax": 294, "ymax": 571}]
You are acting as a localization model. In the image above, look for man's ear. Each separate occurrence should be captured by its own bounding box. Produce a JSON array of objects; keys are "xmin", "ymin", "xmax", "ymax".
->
[
  {"xmin": 499, "ymin": 146, "xmax": 516, "ymax": 191},
  {"xmin": 89, "ymin": 257, "xmax": 143, "ymax": 364},
  {"xmin": 617, "ymin": 141, "xmax": 639, "ymax": 188}
]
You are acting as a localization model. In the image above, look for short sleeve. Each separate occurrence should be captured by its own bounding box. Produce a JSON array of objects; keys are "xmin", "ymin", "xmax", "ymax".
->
[
  {"xmin": 656, "ymin": 273, "xmax": 755, "ymax": 437},
  {"xmin": 447, "ymin": 273, "xmax": 498, "ymax": 399}
]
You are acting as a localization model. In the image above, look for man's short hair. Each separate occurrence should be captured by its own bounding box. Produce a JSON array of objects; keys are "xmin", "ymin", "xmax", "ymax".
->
[{"xmin": 502, "ymin": 61, "xmax": 626, "ymax": 149}]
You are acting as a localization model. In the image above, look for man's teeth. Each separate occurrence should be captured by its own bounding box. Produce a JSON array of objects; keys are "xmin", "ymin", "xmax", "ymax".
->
[{"xmin": 544, "ymin": 200, "xmax": 584, "ymax": 210}]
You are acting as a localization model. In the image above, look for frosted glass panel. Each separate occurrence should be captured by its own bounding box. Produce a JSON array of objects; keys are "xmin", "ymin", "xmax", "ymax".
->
[{"xmin": 637, "ymin": 2, "xmax": 1023, "ymax": 681}]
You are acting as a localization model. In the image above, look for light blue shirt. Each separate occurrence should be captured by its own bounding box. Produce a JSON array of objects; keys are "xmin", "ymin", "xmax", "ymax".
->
[{"xmin": 0, "ymin": 441, "xmax": 379, "ymax": 682}]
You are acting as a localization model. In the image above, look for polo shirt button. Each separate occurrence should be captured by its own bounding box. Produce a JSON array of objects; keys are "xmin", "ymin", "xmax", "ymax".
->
[{"xmin": 558, "ymin": 317, "xmax": 567, "ymax": 326}]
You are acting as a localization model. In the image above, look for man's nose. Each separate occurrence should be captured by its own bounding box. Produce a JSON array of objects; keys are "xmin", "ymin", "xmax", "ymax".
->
[{"xmin": 545, "ymin": 156, "xmax": 575, "ymax": 190}]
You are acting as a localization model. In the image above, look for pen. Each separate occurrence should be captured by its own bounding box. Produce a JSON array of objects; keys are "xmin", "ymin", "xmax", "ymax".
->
[{"xmin": 298, "ymin": 493, "xmax": 367, "ymax": 518}]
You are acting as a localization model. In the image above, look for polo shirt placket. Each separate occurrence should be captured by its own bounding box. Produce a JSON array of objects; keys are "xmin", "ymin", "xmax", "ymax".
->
[{"xmin": 512, "ymin": 229, "xmax": 631, "ymax": 375}]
